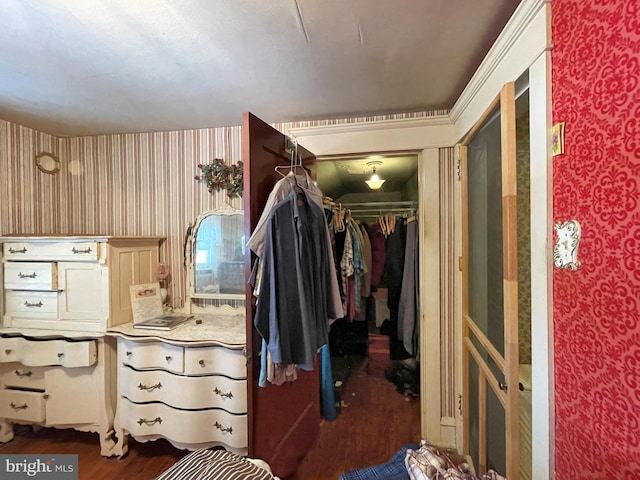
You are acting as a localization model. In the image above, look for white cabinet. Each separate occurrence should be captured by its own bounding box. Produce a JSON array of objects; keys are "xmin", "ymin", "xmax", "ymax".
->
[
  {"xmin": 0, "ymin": 336, "xmax": 110, "ymax": 453},
  {"xmin": 108, "ymin": 312, "xmax": 247, "ymax": 455},
  {"xmin": 0, "ymin": 235, "xmax": 162, "ymax": 456},
  {"xmin": 2, "ymin": 237, "xmax": 160, "ymax": 332}
]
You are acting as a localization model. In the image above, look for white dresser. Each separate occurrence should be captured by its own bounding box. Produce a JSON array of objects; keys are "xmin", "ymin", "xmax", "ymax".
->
[
  {"xmin": 0, "ymin": 235, "xmax": 162, "ymax": 456},
  {"xmin": 108, "ymin": 312, "xmax": 247, "ymax": 455}
]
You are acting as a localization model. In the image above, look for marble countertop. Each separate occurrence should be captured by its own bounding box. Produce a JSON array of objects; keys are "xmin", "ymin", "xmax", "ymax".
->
[{"xmin": 108, "ymin": 314, "xmax": 246, "ymax": 347}]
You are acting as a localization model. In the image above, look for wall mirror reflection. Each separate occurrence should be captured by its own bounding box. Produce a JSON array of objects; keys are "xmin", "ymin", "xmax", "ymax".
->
[{"xmin": 186, "ymin": 205, "xmax": 245, "ymax": 301}]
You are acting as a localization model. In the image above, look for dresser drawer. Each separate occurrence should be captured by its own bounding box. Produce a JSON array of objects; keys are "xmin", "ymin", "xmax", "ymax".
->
[
  {"xmin": 3, "ymin": 241, "xmax": 100, "ymax": 262},
  {"xmin": 0, "ymin": 389, "xmax": 46, "ymax": 422},
  {"xmin": 119, "ymin": 367, "xmax": 247, "ymax": 413},
  {"xmin": 5, "ymin": 291, "xmax": 58, "ymax": 316},
  {"xmin": 119, "ymin": 400, "xmax": 248, "ymax": 450},
  {"xmin": 0, "ymin": 337, "xmax": 97, "ymax": 368},
  {"xmin": 0, "ymin": 363, "xmax": 46, "ymax": 390},
  {"xmin": 184, "ymin": 345, "xmax": 246, "ymax": 378},
  {"xmin": 118, "ymin": 338, "xmax": 184, "ymax": 374},
  {"xmin": 4, "ymin": 262, "xmax": 58, "ymax": 290}
]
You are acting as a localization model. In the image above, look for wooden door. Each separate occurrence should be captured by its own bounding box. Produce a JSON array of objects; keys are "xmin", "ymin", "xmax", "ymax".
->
[
  {"xmin": 460, "ymin": 83, "xmax": 520, "ymax": 479},
  {"xmin": 242, "ymin": 112, "xmax": 320, "ymax": 477}
]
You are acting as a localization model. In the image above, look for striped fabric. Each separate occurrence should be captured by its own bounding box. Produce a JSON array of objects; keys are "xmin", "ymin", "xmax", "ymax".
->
[{"xmin": 154, "ymin": 449, "xmax": 276, "ymax": 480}]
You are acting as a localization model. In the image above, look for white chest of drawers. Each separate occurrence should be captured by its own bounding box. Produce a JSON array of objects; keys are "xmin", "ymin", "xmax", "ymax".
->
[
  {"xmin": 0, "ymin": 235, "xmax": 162, "ymax": 456},
  {"xmin": 108, "ymin": 312, "xmax": 247, "ymax": 455}
]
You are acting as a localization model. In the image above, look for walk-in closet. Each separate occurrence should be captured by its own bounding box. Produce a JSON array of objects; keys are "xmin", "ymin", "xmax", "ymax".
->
[{"xmin": 315, "ymin": 154, "xmax": 422, "ymax": 414}]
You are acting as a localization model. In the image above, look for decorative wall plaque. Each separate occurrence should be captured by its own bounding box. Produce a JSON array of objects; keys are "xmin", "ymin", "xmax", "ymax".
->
[
  {"xmin": 553, "ymin": 220, "xmax": 582, "ymax": 270},
  {"xmin": 35, "ymin": 152, "xmax": 61, "ymax": 174}
]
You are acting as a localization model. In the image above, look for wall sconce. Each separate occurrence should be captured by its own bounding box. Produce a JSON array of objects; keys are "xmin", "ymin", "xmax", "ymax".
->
[{"xmin": 365, "ymin": 161, "xmax": 385, "ymax": 190}]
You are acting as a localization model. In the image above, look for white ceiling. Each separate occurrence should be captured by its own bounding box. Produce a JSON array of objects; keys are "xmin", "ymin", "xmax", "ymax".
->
[
  {"xmin": 317, "ymin": 154, "xmax": 418, "ymax": 200},
  {"xmin": 0, "ymin": 0, "xmax": 520, "ymax": 137}
]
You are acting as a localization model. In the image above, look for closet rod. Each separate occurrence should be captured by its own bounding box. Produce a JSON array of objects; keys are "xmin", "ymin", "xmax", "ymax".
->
[
  {"xmin": 334, "ymin": 201, "xmax": 418, "ymax": 209},
  {"xmin": 345, "ymin": 207, "xmax": 416, "ymax": 213}
]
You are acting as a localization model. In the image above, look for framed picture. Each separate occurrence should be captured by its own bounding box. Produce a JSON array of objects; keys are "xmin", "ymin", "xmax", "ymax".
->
[{"xmin": 552, "ymin": 122, "xmax": 565, "ymax": 156}]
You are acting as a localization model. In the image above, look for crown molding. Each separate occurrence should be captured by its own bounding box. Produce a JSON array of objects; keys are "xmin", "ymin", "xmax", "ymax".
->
[
  {"xmin": 449, "ymin": 0, "xmax": 548, "ymax": 123},
  {"xmin": 288, "ymin": 114, "xmax": 452, "ymax": 139}
]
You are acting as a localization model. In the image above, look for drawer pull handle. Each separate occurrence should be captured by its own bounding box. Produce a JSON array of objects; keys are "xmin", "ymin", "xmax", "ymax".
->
[
  {"xmin": 8, "ymin": 247, "xmax": 27, "ymax": 254},
  {"xmin": 137, "ymin": 417, "xmax": 162, "ymax": 426},
  {"xmin": 10, "ymin": 402, "xmax": 28, "ymax": 411},
  {"xmin": 18, "ymin": 272, "xmax": 37, "ymax": 279},
  {"xmin": 72, "ymin": 247, "xmax": 92, "ymax": 254},
  {"xmin": 5, "ymin": 349, "xmax": 13, "ymax": 355},
  {"xmin": 57, "ymin": 353, "xmax": 64, "ymax": 360},
  {"xmin": 213, "ymin": 387, "xmax": 234, "ymax": 399},
  {"xmin": 126, "ymin": 351, "xmax": 133, "ymax": 356},
  {"xmin": 165, "ymin": 356, "xmax": 172, "ymax": 362},
  {"xmin": 14, "ymin": 369, "xmax": 33, "ymax": 378},
  {"xmin": 214, "ymin": 421, "xmax": 233, "ymax": 434},
  {"xmin": 199, "ymin": 359, "xmax": 205, "ymax": 366},
  {"xmin": 24, "ymin": 301, "xmax": 44, "ymax": 308},
  {"xmin": 138, "ymin": 382, "xmax": 162, "ymax": 392}
]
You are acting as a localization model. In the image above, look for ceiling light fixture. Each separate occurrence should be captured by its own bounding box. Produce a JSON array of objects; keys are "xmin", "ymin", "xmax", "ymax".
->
[{"xmin": 365, "ymin": 161, "xmax": 385, "ymax": 190}]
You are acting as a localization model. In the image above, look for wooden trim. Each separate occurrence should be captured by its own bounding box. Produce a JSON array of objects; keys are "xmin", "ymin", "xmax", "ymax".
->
[
  {"xmin": 529, "ymin": 47, "xmax": 554, "ymax": 479},
  {"xmin": 500, "ymin": 83, "xmax": 521, "ymax": 480},
  {"xmin": 479, "ymin": 370, "xmax": 487, "ymax": 474},
  {"xmin": 440, "ymin": 148, "xmax": 457, "ymax": 420},
  {"xmin": 450, "ymin": 0, "xmax": 549, "ymax": 139},
  {"xmin": 464, "ymin": 337, "xmax": 508, "ymax": 409},
  {"xmin": 460, "ymin": 143, "xmax": 470, "ymax": 455},
  {"xmin": 459, "ymin": 94, "xmax": 501, "ymax": 147},
  {"xmin": 460, "ymin": 82, "xmax": 521, "ymax": 479},
  {"xmin": 464, "ymin": 314, "xmax": 506, "ymax": 373},
  {"xmin": 419, "ymin": 148, "xmax": 443, "ymax": 442}
]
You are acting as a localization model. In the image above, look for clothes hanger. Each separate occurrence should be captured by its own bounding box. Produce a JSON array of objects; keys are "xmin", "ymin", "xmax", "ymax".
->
[{"xmin": 378, "ymin": 214, "xmax": 396, "ymax": 237}]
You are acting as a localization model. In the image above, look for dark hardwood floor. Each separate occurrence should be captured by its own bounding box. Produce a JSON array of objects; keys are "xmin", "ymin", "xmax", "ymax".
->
[
  {"xmin": 286, "ymin": 356, "xmax": 421, "ymax": 480},
  {"xmin": 0, "ymin": 356, "xmax": 420, "ymax": 480},
  {"xmin": 0, "ymin": 426, "xmax": 187, "ymax": 480}
]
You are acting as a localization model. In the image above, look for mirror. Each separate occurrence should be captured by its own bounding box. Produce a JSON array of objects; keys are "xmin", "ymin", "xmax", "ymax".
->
[
  {"xmin": 35, "ymin": 152, "xmax": 61, "ymax": 174},
  {"xmin": 186, "ymin": 205, "xmax": 245, "ymax": 301}
]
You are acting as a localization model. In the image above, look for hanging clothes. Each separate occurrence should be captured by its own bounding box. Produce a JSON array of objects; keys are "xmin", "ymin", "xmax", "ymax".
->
[
  {"xmin": 398, "ymin": 216, "xmax": 420, "ymax": 358},
  {"xmin": 249, "ymin": 171, "xmax": 338, "ymax": 420},
  {"xmin": 359, "ymin": 223, "xmax": 372, "ymax": 299},
  {"xmin": 338, "ymin": 217, "xmax": 369, "ymax": 321},
  {"xmin": 247, "ymin": 171, "xmax": 343, "ymax": 320},
  {"xmin": 254, "ymin": 188, "xmax": 335, "ymax": 366},
  {"xmin": 384, "ymin": 218, "xmax": 412, "ymax": 361},
  {"xmin": 368, "ymin": 222, "xmax": 387, "ymax": 289}
]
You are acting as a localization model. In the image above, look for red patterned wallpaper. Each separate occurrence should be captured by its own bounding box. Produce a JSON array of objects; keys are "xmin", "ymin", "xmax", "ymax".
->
[{"xmin": 552, "ymin": 0, "xmax": 640, "ymax": 477}]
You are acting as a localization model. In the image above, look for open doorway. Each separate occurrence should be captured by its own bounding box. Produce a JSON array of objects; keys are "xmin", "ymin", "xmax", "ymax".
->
[{"xmin": 315, "ymin": 152, "xmax": 422, "ymax": 418}]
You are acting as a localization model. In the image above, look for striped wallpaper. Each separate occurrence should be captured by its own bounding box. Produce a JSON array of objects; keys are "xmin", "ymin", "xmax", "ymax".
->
[
  {"xmin": 1, "ymin": 111, "xmax": 448, "ymax": 310},
  {"xmin": 1, "ymin": 120, "xmax": 244, "ymax": 309},
  {"xmin": 0, "ymin": 111, "xmax": 456, "ymax": 428}
]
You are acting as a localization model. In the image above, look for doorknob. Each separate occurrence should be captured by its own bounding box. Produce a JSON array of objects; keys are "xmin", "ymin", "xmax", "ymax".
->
[{"xmin": 498, "ymin": 382, "xmax": 508, "ymax": 392}]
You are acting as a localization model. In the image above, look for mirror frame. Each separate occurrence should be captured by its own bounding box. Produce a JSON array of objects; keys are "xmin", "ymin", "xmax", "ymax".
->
[
  {"xmin": 35, "ymin": 152, "xmax": 61, "ymax": 174},
  {"xmin": 185, "ymin": 204, "xmax": 245, "ymax": 301}
]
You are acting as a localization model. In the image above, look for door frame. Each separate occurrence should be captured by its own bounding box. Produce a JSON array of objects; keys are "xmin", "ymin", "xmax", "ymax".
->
[
  {"xmin": 459, "ymin": 82, "xmax": 520, "ymax": 478},
  {"xmin": 289, "ymin": 2, "xmax": 552, "ymax": 475}
]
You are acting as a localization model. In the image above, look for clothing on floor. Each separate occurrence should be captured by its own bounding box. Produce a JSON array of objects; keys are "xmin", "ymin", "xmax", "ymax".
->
[{"xmin": 338, "ymin": 443, "xmax": 419, "ymax": 480}]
